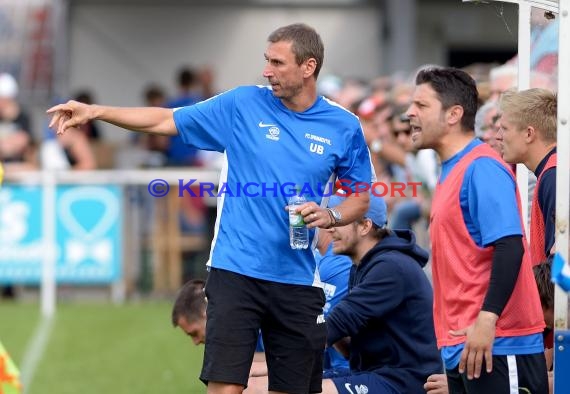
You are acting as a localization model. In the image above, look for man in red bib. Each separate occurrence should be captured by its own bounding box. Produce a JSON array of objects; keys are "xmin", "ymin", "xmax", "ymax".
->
[
  {"xmin": 406, "ymin": 67, "xmax": 547, "ymax": 394},
  {"xmin": 498, "ymin": 88, "xmax": 557, "ymax": 265}
]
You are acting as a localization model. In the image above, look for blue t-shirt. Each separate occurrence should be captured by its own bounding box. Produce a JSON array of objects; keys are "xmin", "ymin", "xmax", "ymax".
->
[
  {"xmin": 318, "ymin": 244, "xmax": 352, "ymax": 371},
  {"xmin": 439, "ymin": 139, "xmax": 522, "ymax": 247},
  {"xmin": 173, "ymin": 86, "xmax": 372, "ymax": 285},
  {"xmin": 439, "ymin": 138, "xmax": 543, "ymax": 369}
]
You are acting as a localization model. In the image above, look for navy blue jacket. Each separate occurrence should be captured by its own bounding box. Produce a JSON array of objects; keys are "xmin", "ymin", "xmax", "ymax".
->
[{"xmin": 326, "ymin": 230, "xmax": 442, "ymax": 394}]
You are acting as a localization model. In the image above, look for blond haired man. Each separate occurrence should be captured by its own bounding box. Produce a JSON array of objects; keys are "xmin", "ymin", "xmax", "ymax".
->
[{"xmin": 498, "ymin": 88, "xmax": 557, "ymax": 264}]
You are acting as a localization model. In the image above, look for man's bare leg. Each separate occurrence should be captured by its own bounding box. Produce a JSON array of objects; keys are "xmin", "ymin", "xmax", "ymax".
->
[
  {"xmin": 244, "ymin": 377, "xmax": 339, "ymax": 394},
  {"xmin": 207, "ymin": 382, "xmax": 244, "ymax": 394}
]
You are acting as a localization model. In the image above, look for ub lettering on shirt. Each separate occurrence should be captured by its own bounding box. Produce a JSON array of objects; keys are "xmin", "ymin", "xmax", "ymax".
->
[{"xmin": 174, "ymin": 86, "xmax": 371, "ymax": 286}]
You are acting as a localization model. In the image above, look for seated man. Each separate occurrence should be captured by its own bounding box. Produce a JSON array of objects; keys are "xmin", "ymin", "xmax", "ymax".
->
[
  {"xmin": 171, "ymin": 279, "xmax": 266, "ymax": 380},
  {"xmin": 171, "ymin": 279, "xmax": 208, "ymax": 346},
  {"xmin": 322, "ymin": 194, "xmax": 441, "ymax": 394},
  {"xmin": 248, "ymin": 194, "xmax": 442, "ymax": 394}
]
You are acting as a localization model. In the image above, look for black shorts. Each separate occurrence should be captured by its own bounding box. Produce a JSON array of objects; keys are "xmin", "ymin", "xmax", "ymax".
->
[
  {"xmin": 446, "ymin": 353, "xmax": 548, "ymax": 394},
  {"xmin": 200, "ymin": 268, "xmax": 327, "ymax": 393}
]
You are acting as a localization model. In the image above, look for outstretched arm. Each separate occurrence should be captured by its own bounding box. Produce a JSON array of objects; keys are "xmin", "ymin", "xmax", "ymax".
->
[{"xmin": 47, "ymin": 100, "xmax": 178, "ymax": 136}]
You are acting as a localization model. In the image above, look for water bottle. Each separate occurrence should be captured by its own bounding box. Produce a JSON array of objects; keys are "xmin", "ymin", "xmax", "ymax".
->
[{"xmin": 289, "ymin": 186, "xmax": 309, "ymax": 249}]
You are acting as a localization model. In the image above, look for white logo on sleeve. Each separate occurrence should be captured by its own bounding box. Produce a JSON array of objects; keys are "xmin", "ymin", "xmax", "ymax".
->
[
  {"xmin": 344, "ymin": 384, "xmax": 368, "ymax": 394},
  {"xmin": 316, "ymin": 314, "xmax": 326, "ymax": 324}
]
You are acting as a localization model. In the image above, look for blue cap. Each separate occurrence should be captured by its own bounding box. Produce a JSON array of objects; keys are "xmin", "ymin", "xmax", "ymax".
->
[{"xmin": 328, "ymin": 193, "xmax": 387, "ymax": 228}]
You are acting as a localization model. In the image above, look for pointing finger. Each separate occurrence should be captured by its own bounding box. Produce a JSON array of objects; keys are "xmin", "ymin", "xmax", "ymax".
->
[{"xmin": 46, "ymin": 104, "xmax": 69, "ymax": 114}]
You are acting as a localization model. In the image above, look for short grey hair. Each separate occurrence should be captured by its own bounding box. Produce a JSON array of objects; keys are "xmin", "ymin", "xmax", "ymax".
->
[{"xmin": 474, "ymin": 101, "xmax": 498, "ymax": 138}]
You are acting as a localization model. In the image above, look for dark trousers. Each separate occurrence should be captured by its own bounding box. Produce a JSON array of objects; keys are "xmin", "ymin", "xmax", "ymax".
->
[{"xmin": 446, "ymin": 353, "xmax": 548, "ymax": 394}]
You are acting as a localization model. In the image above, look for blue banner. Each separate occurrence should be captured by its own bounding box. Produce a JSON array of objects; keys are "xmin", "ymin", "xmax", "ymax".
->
[{"xmin": 0, "ymin": 185, "xmax": 122, "ymax": 284}]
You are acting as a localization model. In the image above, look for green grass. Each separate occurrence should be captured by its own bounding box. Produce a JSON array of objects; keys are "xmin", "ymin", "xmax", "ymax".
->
[
  {"xmin": 0, "ymin": 302, "xmax": 205, "ymax": 394},
  {"xmin": 0, "ymin": 302, "xmax": 39, "ymax": 364}
]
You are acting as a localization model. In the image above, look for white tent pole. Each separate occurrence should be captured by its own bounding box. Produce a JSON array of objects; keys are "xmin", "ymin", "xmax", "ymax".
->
[
  {"xmin": 41, "ymin": 170, "xmax": 56, "ymax": 317},
  {"xmin": 463, "ymin": 2, "xmax": 569, "ymax": 393},
  {"xmin": 517, "ymin": 2, "xmax": 531, "ymax": 236},
  {"xmin": 554, "ymin": 0, "xmax": 569, "ymax": 331}
]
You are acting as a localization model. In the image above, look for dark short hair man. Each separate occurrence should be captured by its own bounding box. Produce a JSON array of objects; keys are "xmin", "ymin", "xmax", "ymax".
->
[
  {"xmin": 407, "ymin": 67, "xmax": 547, "ymax": 393},
  {"xmin": 320, "ymin": 194, "xmax": 442, "ymax": 394}
]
